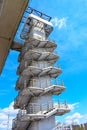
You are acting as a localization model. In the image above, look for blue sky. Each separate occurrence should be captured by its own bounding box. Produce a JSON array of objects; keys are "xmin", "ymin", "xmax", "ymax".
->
[{"xmin": 0, "ymin": 0, "xmax": 87, "ymax": 129}]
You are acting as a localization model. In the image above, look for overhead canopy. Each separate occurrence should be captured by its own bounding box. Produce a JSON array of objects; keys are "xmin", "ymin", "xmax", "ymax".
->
[{"xmin": 0, "ymin": 0, "xmax": 29, "ymax": 74}]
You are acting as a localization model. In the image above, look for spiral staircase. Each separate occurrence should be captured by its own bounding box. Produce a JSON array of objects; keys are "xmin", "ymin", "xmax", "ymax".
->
[{"xmin": 12, "ymin": 8, "xmax": 70, "ymax": 130}]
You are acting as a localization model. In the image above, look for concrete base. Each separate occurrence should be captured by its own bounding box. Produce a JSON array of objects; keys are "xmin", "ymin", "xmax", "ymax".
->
[{"xmin": 28, "ymin": 116, "xmax": 55, "ymax": 130}]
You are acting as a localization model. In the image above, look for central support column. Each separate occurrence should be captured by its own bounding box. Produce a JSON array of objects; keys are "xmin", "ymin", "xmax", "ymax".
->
[{"xmin": 23, "ymin": 19, "xmax": 55, "ymax": 130}]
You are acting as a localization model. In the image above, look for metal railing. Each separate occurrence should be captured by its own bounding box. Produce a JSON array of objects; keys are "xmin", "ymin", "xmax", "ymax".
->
[
  {"xmin": 17, "ymin": 100, "xmax": 69, "ymax": 115},
  {"xmin": 51, "ymin": 78, "xmax": 64, "ymax": 86},
  {"xmin": 20, "ymin": 6, "xmax": 53, "ymax": 39},
  {"xmin": 29, "ymin": 102, "xmax": 54, "ymax": 114},
  {"xmin": 52, "ymin": 125, "xmax": 72, "ymax": 130},
  {"xmin": 23, "ymin": 6, "xmax": 52, "ymax": 22},
  {"xmin": 15, "ymin": 78, "xmax": 65, "ymax": 93},
  {"xmin": 52, "ymin": 122, "xmax": 72, "ymax": 130},
  {"xmin": 29, "ymin": 78, "xmax": 51, "ymax": 88},
  {"xmin": 29, "ymin": 78, "xmax": 64, "ymax": 88}
]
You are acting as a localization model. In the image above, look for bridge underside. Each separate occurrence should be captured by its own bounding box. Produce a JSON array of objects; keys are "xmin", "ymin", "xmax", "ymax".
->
[{"xmin": 0, "ymin": 0, "xmax": 29, "ymax": 74}]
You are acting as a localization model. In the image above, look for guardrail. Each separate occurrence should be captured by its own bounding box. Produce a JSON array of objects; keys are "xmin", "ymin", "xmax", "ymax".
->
[
  {"xmin": 29, "ymin": 78, "xmax": 64, "ymax": 88},
  {"xmin": 17, "ymin": 100, "xmax": 69, "ymax": 115},
  {"xmin": 52, "ymin": 123, "xmax": 72, "ymax": 130},
  {"xmin": 29, "ymin": 102, "xmax": 54, "ymax": 114},
  {"xmin": 14, "ymin": 78, "xmax": 65, "ymax": 106}
]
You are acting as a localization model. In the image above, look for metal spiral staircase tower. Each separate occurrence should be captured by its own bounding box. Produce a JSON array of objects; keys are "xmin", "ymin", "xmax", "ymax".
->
[{"xmin": 12, "ymin": 7, "xmax": 70, "ymax": 130}]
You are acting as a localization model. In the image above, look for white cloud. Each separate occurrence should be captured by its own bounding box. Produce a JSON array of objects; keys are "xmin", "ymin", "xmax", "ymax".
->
[
  {"xmin": 66, "ymin": 112, "xmax": 83, "ymax": 120},
  {"xmin": 84, "ymin": 114, "xmax": 87, "ymax": 120},
  {"xmin": 0, "ymin": 102, "xmax": 18, "ymax": 130},
  {"xmin": 51, "ymin": 17, "xmax": 67, "ymax": 29},
  {"xmin": 63, "ymin": 103, "xmax": 84, "ymax": 125},
  {"xmin": 65, "ymin": 113, "xmax": 87, "ymax": 125},
  {"xmin": 69, "ymin": 102, "xmax": 79, "ymax": 111},
  {"xmin": 63, "ymin": 103, "xmax": 80, "ymax": 125}
]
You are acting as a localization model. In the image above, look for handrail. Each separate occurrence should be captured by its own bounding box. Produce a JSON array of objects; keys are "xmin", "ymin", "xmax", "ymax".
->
[
  {"xmin": 52, "ymin": 123, "xmax": 72, "ymax": 130},
  {"xmin": 29, "ymin": 78, "xmax": 64, "ymax": 88},
  {"xmin": 15, "ymin": 77, "xmax": 64, "ymax": 90},
  {"xmin": 17, "ymin": 100, "xmax": 69, "ymax": 115}
]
